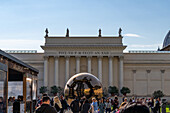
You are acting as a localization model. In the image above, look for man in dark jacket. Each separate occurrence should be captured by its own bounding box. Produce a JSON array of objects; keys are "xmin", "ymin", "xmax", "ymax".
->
[
  {"xmin": 81, "ymin": 99, "xmax": 90, "ymax": 113},
  {"xmin": 36, "ymin": 96, "xmax": 57, "ymax": 113},
  {"xmin": 70, "ymin": 97, "xmax": 80, "ymax": 113},
  {"xmin": 36, "ymin": 93, "xmax": 48, "ymax": 108},
  {"xmin": 60, "ymin": 95, "xmax": 68, "ymax": 113}
]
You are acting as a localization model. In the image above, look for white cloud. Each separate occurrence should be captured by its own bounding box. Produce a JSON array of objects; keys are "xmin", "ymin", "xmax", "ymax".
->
[
  {"xmin": 0, "ymin": 39, "xmax": 44, "ymax": 52},
  {"xmin": 123, "ymin": 33, "xmax": 141, "ymax": 38}
]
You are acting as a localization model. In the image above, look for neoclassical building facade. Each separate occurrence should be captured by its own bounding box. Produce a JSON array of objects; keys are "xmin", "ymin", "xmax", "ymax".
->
[{"xmin": 9, "ymin": 29, "xmax": 170, "ymax": 96}]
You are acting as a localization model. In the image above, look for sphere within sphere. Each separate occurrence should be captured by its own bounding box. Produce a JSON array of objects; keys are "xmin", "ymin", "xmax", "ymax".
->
[{"xmin": 64, "ymin": 73, "xmax": 103, "ymax": 100}]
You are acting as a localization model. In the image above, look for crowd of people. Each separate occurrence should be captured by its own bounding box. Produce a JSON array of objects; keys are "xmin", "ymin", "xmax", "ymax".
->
[{"xmin": 35, "ymin": 94, "xmax": 163, "ymax": 113}]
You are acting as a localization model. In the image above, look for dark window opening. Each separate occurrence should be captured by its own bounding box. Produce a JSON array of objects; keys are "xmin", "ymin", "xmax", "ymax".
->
[{"xmin": 8, "ymin": 69, "xmax": 23, "ymax": 81}]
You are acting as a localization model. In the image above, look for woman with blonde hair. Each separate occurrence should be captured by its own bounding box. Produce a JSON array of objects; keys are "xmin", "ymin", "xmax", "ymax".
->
[{"xmin": 54, "ymin": 96, "xmax": 62, "ymax": 113}]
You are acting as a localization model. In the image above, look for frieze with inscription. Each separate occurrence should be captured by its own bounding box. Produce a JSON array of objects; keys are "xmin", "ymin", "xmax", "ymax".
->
[{"xmin": 44, "ymin": 51, "xmax": 122, "ymax": 56}]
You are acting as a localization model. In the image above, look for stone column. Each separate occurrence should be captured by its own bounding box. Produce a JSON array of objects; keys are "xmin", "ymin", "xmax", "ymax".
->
[
  {"xmin": 161, "ymin": 70, "xmax": 165, "ymax": 91},
  {"xmin": 98, "ymin": 56, "xmax": 102, "ymax": 82},
  {"xmin": 87, "ymin": 56, "xmax": 92, "ymax": 73},
  {"xmin": 65, "ymin": 56, "xmax": 70, "ymax": 83},
  {"xmin": 54, "ymin": 56, "xmax": 59, "ymax": 86},
  {"xmin": 76, "ymin": 56, "xmax": 80, "ymax": 73},
  {"xmin": 146, "ymin": 70, "xmax": 151, "ymax": 95},
  {"xmin": 109, "ymin": 56, "xmax": 113, "ymax": 86},
  {"xmin": 43, "ymin": 56, "xmax": 48, "ymax": 86},
  {"xmin": 132, "ymin": 70, "xmax": 136, "ymax": 95},
  {"xmin": 119, "ymin": 56, "xmax": 124, "ymax": 92},
  {"xmin": 113, "ymin": 57, "xmax": 118, "ymax": 87}
]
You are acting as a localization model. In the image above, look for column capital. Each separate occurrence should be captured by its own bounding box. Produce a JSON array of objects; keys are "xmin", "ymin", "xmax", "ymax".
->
[
  {"xmin": 54, "ymin": 56, "xmax": 59, "ymax": 60},
  {"xmin": 87, "ymin": 56, "xmax": 92, "ymax": 58},
  {"xmin": 146, "ymin": 70, "xmax": 151, "ymax": 73},
  {"xmin": 160, "ymin": 70, "xmax": 165, "ymax": 73},
  {"xmin": 97, "ymin": 56, "xmax": 103, "ymax": 58},
  {"xmin": 76, "ymin": 56, "xmax": 81, "ymax": 58},
  {"xmin": 132, "ymin": 70, "xmax": 136, "ymax": 74},
  {"xmin": 65, "ymin": 56, "xmax": 70, "ymax": 59},
  {"xmin": 108, "ymin": 56, "xmax": 114, "ymax": 58},
  {"xmin": 44, "ymin": 56, "xmax": 49, "ymax": 60},
  {"xmin": 119, "ymin": 56, "xmax": 124, "ymax": 60}
]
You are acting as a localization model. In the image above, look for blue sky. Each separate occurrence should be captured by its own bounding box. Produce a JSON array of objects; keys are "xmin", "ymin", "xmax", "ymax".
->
[{"xmin": 0, "ymin": 0, "xmax": 170, "ymax": 52}]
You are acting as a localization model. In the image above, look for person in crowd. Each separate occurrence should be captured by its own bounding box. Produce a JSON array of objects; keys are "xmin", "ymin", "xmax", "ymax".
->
[
  {"xmin": 98, "ymin": 98, "xmax": 105, "ymax": 113},
  {"xmin": 139, "ymin": 98, "xmax": 144, "ymax": 103},
  {"xmin": 8, "ymin": 97, "xmax": 13, "ymax": 106},
  {"xmin": 136, "ymin": 98, "xmax": 140, "ymax": 102},
  {"xmin": 129, "ymin": 99, "xmax": 132, "ymax": 103},
  {"xmin": 60, "ymin": 95, "xmax": 68, "ymax": 113},
  {"xmin": 36, "ymin": 93, "xmax": 48, "ymax": 108},
  {"xmin": 119, "ymin": 102, "xmax": 150, "ymax": 113},
  {"xmin": 113, "ymin": 96, "xmax": 119, "ymax": 113},
  {"xmin": 154, "ymin": 98, "xmax": 161, "ymax": 113},
  {"xmin": 132, "ymin": 97, "xmax": 135, "ymax": 102},
  {"xmin": 36, "ymin": 96, "xmax": 57, "ymax": 113},
  {"xmin": 124, "ymin": 98, "xmax": 128, "ymax": 104},
  {"xmin": 117, "ymin": 97, "xmax": 128, "ymax": 112},
  {"xmin": 105, "ymin": 99, "xmax": 112, "ymax": 113},
  {"xmin": 80, "ymin": 96, "xmax": 86, "ymax": 111},
  {"xmin": 152, "ymin": 99, "xmax": 157, "ymax": 113},
  {"xmin": 70, "ymin": 97, "xmax": 80, "ymax": 113},
  {"xmin": 13, "ymin": 98, "xmax": 20, "ymax": 113},
  {"xmin": 148, "ymin": 97, "xmax": 154, "ymax": 113},
  {"xmin": 122, "ymin": 96, "xmax": 125, "ymax": 102},
  {"xmin": 54, "ymin": 96, "xmax": 62, "ymax": 113},
  {"xmin": 12, "ymin": 97, "xmax": 16, "ymax": 102},
  {"xmin": 37, "ymin": 96, "xmax": 41, "ymax": 102},
  {"xmin": 51, "ymin": 97, "xmax": 54, "ymax": 106},
  {"xmin": 81, "ymin": 99, "xmax": 90, "ymax": 113},
  {"xmin": 0, "ymin": 97, "xmax": 4, "ymax": 113},
  {"xmin": 91, "ymin": 97, "xmax": 98, "ymax": 113},
  {"xmin": 117, "ymin": 101, "xmax": 128, "ymax": 113}
]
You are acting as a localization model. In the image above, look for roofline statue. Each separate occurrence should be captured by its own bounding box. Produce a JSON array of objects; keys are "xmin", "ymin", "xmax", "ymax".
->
[
  {"xmin": 119, "ymin": 28, "xmax": 122, "ymax": 37},
  {"xmin": 98, "ymin": 29, "xmax": 102, "ymax": 37},
  {"xmin": 66, "ymin": 28, "xmax": 69, "ymax": 37},
  {"xmin": 45, "ymin": 28, "xmax": 49, "ymax": 37}
]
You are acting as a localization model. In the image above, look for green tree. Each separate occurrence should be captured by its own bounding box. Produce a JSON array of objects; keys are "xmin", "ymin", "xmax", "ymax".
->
[
  {"xmin": 51, "ymin": 86, "xmax": 59, "ymax": 96},
  {"xmin": 120, "ymin": 87, "xmax": 131, "ymax": 96},
  {"xmin": 39, "ymin": 86, "xmax": 48, "ymax": 94},
  {"xmin": 51, "ymin": 86, "xmax": 64, "ymax": 96},
  {"xmin": 108, "ymin": 86, "xmax": 119, "ymax": 96},
  {"xmin": 152, "ymin": 90, "xmax": 164, "ymax": 99}
]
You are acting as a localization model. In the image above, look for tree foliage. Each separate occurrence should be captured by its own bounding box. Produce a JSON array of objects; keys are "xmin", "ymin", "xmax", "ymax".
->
[
  {"xmin": 152, "ymin": 90, "xmax": 164, "ymax": 99},
  {"xmin": 51, "ymin": 85, "xmax": 64, "ymax": 96},
  {"xmin": 120, "ymin": 87, "xmax": 131, "ymax": 95},
  {"xmin": 51, "ymin": 86, "xmax": 59, "ymax": 95},
  {"xmin": 108, "ymin": 86, "xmax": 119, "ymax": 95},
  {"xmin": 39, "ymin": 86, "xmax": 48, "ymax": 94}
]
